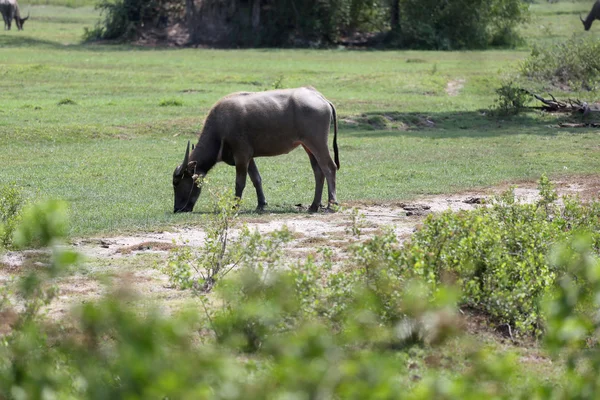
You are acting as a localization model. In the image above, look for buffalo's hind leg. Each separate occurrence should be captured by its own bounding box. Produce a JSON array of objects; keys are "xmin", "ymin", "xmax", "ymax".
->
[
  {"xmin": 248, "ymin": 159, "xmax": 267, "ymax": 212},
  {"xmin": 305, "ymin": 145, "xmax": 337, "ymax": 211},
  {"xmin": 304, "ymin": 146, "xmax": 325, "ymax": 213}
]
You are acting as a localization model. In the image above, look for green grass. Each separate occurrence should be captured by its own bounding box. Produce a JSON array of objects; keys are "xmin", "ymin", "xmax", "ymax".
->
[
  {"xmin": 521, "ymin": 0, "xmax": 600, "ymax": 47},
  {"xmin": 1, "ymin": 5, "xmax": 600, "ymax": 236}
]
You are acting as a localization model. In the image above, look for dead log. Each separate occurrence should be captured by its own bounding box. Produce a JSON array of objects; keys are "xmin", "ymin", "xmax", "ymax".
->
[
  {"xmin": 558, "ymin": 122, "xmax": 600, "ymax": 128},
  {"xmin": 517, "ymin": 89, "xmax": 600, "ymax": 127}
]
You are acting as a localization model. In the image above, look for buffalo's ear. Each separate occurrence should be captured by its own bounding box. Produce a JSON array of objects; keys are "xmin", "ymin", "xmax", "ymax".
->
[{"xmin": 187, "ymin": 161, "xmax": 197, "ymax": 175}]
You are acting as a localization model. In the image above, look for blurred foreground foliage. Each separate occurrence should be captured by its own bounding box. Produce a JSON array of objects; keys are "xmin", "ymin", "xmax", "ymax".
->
[{"xmin": 2, "ymin": 176, "xmax": 600, "ymax": 398}]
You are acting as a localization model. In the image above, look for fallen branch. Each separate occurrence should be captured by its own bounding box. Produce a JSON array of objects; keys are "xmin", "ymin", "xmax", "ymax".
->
[
  {"xmin": 521, "ymin": 89, "xmax": 592, "ymax": 115},
  {"xmin": 558, "ymin": 122, "xmax": 600, "ymax": 128}
]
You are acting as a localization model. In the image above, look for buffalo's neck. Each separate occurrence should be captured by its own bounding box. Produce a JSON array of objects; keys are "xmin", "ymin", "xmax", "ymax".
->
[{"xmin": 190, "ymin": 131, "xmax": 220, "ymax": 175}]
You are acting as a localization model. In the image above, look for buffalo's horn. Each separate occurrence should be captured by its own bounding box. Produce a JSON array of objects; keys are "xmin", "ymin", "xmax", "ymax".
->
[
  {"xmin": 192, "ymin": 143, "xmax": 194, "ymax": 150},
  {"xmin": 182, "ymin": 140, "xmax": 190, "ymax": 167}
]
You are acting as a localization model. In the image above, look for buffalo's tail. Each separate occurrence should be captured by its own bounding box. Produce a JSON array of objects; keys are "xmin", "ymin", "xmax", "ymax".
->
[{"xmin": 328, "ymin": 101, "xmax": 340, "ymax": 170}]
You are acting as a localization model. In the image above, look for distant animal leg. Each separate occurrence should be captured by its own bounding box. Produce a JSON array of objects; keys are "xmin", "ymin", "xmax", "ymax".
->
[
  {"xmin": 303, "ymin": 146, "xmax": 325, "ymax": 212},
  {"xmin": 248, "ymin": 159, "xmax": 267, "ymax": 211}
]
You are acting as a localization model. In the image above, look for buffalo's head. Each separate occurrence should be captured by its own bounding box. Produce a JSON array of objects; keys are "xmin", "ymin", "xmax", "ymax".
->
[
  {"xmin": 17, "ymin": 10, "xmax": 29, "ymax": 30},
  {"xmin": 581, "ymin": 14, "xmax": 593, "ymax": 31},
  {"xmin": 173, "ymin": 141, "xmax": 200, "ymax": 213}
]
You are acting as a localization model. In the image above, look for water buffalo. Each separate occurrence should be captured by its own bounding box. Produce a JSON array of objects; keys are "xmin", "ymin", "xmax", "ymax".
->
[
  {"xmin": 0, "ymin": 0, "xmax": 29, "ymax": 30},
  {"xmin": 172, "ymin": 86, "xmax": 339, "ymax": 213},
  {"xmin": 581, "ymin": 0, "xmax": 600, "ymax": 30}
]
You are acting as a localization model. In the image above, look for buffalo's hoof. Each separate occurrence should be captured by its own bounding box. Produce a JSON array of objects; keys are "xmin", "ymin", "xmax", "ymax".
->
[
  {"xmin": 255, "ymin": 203, "xmax": 267, "ymax": 213},
  {"xmin": 308, "ymin": 204, "xmax": 322, "ymax": 213},
  {"xmin": 326, "ymin": 202, "xmax": 340, "ymax": 213}
]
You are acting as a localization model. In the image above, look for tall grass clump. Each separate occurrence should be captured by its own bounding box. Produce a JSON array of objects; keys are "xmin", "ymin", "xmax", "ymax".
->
[
  {"xmin": 521, "ymin": 35, "xmax": 600, "ymax": 90},
  {"xmin": 0, "ymin": 183, "xmax": 26, "ymax": 249}
]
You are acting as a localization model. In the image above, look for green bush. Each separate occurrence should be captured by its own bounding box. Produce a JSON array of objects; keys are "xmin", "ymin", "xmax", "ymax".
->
[
  {"xmin": 6, "ymin": 185, "xmax": 600, "ymax": 398},
  {"xmin": 544, "ymin": 235, "xmax": 600, "ymax": 398},
  {"xmin": 350, "ymin": 176, "xmax": 600, "ymax": 336},
  {"xmin": 164, "ymin": 187, "xmax": 292, "ymax": 293},
  {"xmin": 84, "ymin": 0, "xmax": 181, "ymax": 41},
  {"xmin": 396, "ymin": 0, "xmax": 529, "ymax": 49},
  {"xmin": 491, "ymin": 82, "xmax": 531, "ymax": 116},
  {"xmin": 0, "ymin": 183, "xmax": 26, "ymax": 249},
  {"xmin": 520, "ymin": 35, "xmax": 600, "ymax": 90}
]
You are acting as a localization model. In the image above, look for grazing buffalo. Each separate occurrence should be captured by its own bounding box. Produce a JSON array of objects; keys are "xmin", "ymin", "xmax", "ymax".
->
[
  {"xmin": 0, "ymin": 0, "xmax": 29, "ymax": 30},
  {"xmin": 581, "ymin": 0, "xmax": 600, "ymax": 30},
  {"xmin": 172, "ymin": 86, "xmax": 339, "ymax": 213}
]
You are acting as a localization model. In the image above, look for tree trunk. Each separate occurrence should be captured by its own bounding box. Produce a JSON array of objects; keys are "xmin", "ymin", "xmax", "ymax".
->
[
  {"xmin": 391, "ymin": 0, "xmax": 400, "ymax": 32},
  {"xmin": 186, "ymin": 0, "xmax": 196, "ymax": 40},
  {"xmin": 252, "ymin": 0, "xmax": 261, "ymax": 31}
]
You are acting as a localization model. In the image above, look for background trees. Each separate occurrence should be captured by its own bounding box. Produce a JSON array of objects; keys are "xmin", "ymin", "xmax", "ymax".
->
[{"xmin": 89, "ymin": 0, "xmax": 528, "ymax": 49}]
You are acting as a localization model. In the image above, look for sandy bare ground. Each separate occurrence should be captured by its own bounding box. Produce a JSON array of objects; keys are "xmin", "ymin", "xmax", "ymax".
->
[
  {"xmin": 446, "ymin": 78, "xmax": 466, "ymax": 96},
  {"xmin": 1, "ymin": 177, "xmax": 598, "ymax": 318}
]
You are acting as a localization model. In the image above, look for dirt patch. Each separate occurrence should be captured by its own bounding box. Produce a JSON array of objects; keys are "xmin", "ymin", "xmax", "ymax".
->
[
  {"xmin": 1, "ymin": 250, "xmax": 51, "ymax": 272},
  {"xmin": 70, "ymin": 177, "xmax": 598, "ymax": 263},
  {"xmin": 446, "ymin": 78, "xmax": 466, "ymax": 96}
]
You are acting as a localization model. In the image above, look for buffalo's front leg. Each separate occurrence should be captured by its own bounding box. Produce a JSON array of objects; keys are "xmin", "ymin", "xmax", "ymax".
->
[
  {"xmin": 234, "ymin": 161, "xmax": 248, "ymax": 202},
  {"xmin": 248, "ymin": 159, "xmax": 267, "ymax": 211}
]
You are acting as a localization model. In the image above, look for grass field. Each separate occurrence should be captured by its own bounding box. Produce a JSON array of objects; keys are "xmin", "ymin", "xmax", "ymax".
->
[{"xmin": 1, "ymin": 1, "xmax": 600, "ymax": 236}]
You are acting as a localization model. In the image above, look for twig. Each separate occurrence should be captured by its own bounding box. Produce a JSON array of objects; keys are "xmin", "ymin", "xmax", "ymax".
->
[
  {"xmin": 197, "ymin": 293, "xmax": 219, "ymax": 340},
  {"xmin": 505, "ymin": 323, "xmax": 514, "ymax": 341}
]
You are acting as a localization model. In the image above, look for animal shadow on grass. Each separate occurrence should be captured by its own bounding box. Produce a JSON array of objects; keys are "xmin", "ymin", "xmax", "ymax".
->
[
  {"xmin": 166, "ymin": 204, "xmax": 306, "ymax": 217},
  {"xmin": 341, "ymin": 110, "xmax": 578, "ymax": 139},
  {"xmin": 0, "ymin": 35, "xmax": 137, "ymax": 52}
]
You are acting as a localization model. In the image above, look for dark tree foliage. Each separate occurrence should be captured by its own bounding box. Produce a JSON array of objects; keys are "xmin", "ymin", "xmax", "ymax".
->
[
  {"xmin": 84, "ymin": 0, "xmax": 182, "ymax": 41},
  {"xmin": 88, "ymin": 0, "xmax": 528, "ymax": 49},
  {"xmin": 394, "ymin": 0, "xmax": 528, "ymax": 49},
  {"xmin": 187, "ymin": 0, "xmax": 388, "ymax": 47}
]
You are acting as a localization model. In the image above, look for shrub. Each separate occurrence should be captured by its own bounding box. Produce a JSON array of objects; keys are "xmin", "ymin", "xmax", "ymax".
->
[
  {"xmin": 164, "ymin": 187, "xmax": 292, "ymax": 293},
  {"xmin": 491, "ymin": 82, "xmax": 531, "ymax": 116},
  {"xmin": 520, "ymin": 35, "xmax": 600, "ymax": 90},
  {"xmin": 7, "ymin": 183, "xmax": 600, "ymax": 398},
  {"xmin": 351, "ymin": 176, "xmax": 600, "ymax": 336},
  {"xmin": 396, "ymin": 0, "xmax": 529, "ymax": 49},
  {"xmin": 83, "ymin": 0, "xmax": 182, "ymax": 41},
  {"xmin": 0, "ymin": 183, "xmax": 26, "ymax": 249},
  {"xmin": 544, "ymin": 235, "xmax": 600, "ymax": 398}
]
